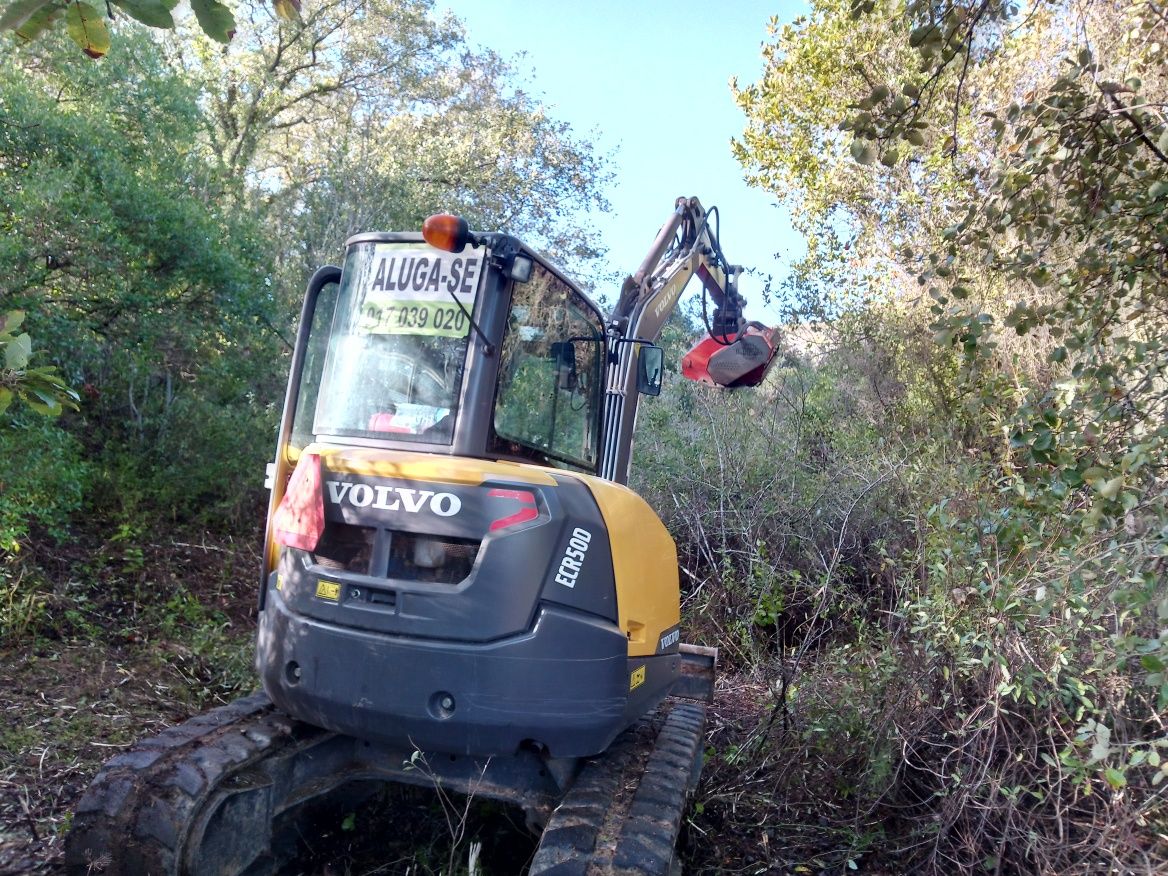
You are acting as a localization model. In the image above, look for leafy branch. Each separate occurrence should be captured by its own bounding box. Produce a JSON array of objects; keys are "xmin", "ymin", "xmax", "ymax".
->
[
  {"xmin": 0, "ymin": 311, "xmax": 79, "ymax": 418},
  {"xmin": 0, "ymin": 0, "xmax": 302, "ymax": 58}
]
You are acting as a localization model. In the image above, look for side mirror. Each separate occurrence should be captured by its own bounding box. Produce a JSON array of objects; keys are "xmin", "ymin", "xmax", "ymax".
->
[{"xmin": 636, "ymin": 345, "xmax": 664, "ymax": 396}]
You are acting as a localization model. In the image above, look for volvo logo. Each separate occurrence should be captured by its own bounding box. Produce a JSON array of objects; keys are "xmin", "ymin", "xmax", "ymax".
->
[{"xmin": 325, "ymin": 480, "xmax": 462, "ymax": 517}]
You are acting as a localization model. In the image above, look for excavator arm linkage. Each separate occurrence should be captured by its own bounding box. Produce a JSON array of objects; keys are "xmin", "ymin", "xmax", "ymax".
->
[{"xmin": 614, "ymin": 196, "xmax": 780, "ymax": 390}]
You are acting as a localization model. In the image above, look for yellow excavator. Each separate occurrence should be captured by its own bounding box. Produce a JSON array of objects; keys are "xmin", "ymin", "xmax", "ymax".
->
[{"xmin": 65, "ymin": 197, "xmax": 779, "ymax": 875}]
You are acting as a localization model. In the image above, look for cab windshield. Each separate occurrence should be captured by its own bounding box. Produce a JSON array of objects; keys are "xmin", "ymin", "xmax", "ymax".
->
[
  {"xmin": 491, "ymin": 261, "xmax": 604, "ymax": 471},
  {"xmin": 314, "ymin": 241, "xmax": 485, "ymax": 444}
]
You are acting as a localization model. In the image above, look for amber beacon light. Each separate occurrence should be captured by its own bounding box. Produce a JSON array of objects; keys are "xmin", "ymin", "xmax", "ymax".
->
[{"xmin": 422, "ymin": 213, "xmax": 472, "ymax": 253}]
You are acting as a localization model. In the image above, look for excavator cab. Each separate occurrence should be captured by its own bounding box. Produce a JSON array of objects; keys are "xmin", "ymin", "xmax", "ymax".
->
[{"xmin": 258, "ymin": 221, "xmax": 684, "ymax": 761}]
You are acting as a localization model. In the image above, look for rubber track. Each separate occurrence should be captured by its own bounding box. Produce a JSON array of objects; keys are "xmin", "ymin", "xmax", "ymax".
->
[
  {"xmin": 530, "ymin": 702, "xmax": 707, "ymax": 876},
  {"xmin": 64, "ymin": 692, "xmax": 318, "ymax": 876},
  {"xmin": 67, "ymin": 695, "xmax": 705, "ymax": 875}
]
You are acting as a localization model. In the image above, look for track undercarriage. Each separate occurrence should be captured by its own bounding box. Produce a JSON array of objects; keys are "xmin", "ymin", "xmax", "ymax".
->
[{"xmin": 64, "ymin": 646, "xmax": 715, "ymax": 876}]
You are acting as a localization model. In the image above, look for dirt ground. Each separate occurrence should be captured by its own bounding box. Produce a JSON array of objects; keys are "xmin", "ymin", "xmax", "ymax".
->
[{"xmin": 0, "ymin": 530, "xmax": 260, "ymax": 874}]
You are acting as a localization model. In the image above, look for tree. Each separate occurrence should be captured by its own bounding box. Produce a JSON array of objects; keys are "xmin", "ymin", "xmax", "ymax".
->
[
  {"xmin": 0, "ymin": 33, "xmax": 279, "ymax": 522},
  {"xmin": 164, "ymin": 0, "xmax": 611, "ymax": 332}
]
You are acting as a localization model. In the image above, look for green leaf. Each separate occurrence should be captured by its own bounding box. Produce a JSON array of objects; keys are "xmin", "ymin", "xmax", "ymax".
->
[
  {"xmin": 1149, "ymin": 180, "xmax": 1168, "ymax": 200},
  {"xmin": 1030, "ymin": 267, "xmax": 1051, "ymax": 286},
  {"xmin": 111, "ymin": 0, "xmax": 173, "ymax": 28},
  {"xmin": 65, "ymin": 0, "xmax": 109, "ymax": 57},
  {"xmin": 190, "ymin": 0, "xmax": 234, "ymax": 43},
  {"xmin": 0, "ymin": 387, "xmax": 11, "ymax": 416},
  {"xmin": 1104, "ymin": 767, "xmax": 1127, "ymax": 790},
  {"xmin": 0, "ymin": 309, "xmax": 25, "ymax": 334},
  {"xmin": 909, "ymin": 24, "xmax": 931, "ymax": 47},
  {"xmin": 1003, "ymin": 306, "xmax": 1027, "ymax": 329},
  {"xmin": 1096, "ymin": 476, "xmax": 1124, "ymax": 501},
  {"xmin": 1081, "ymin": 467, "xmax": 1109, "ymax": 488},
  {"xmin": 850, "ymin": 139, "xmax": 875, "ymax": 165},
  {"xmin": 1142, "ymin": 655, "xmax": 1165, "ymax": 673},
  {"xmin": 1090, "ymin": 723, "xmax": 1111, "ymax": 763},
  {"xmin": 29, "ymin": 385, "xmax": 61, "ymax": 406},
  {"xmin": 13, "ymin": 1, "xmax": 59, "ymax": 40},
  {"xmin": 4, "ymin": 332, "xmax": 31, "ymax": 370},
  {"xmin": 0, "ymin": 0, "xmax": 50, "ymax": 31},
  {"xmin": 21, "ymin": 392, "xmax": 61, "ymax": 415}
]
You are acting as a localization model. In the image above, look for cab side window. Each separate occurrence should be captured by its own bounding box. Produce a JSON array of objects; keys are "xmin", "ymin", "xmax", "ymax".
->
[{"xmin": 492, "ymin": 263, "xmax": 604, "ymax": 471}]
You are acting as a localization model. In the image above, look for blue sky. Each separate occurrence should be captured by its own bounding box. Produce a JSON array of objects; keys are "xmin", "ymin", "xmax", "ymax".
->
[{"xmin": 440, "ymin": 0, "xmax": 807, "ymax": 322}]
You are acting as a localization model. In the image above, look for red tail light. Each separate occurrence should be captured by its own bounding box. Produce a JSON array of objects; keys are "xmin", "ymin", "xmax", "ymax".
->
[
  {"xmin": 272, "ymin": 454, "xmax": 325, "ymax": 550},
  {"xmin": 488, "ymin": 488, "xmax": 539, "ymax": 532}
]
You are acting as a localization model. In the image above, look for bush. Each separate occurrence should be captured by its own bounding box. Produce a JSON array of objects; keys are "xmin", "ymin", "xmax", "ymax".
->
[
  {"xmin": 92, "ymin": 391, "xmax": 278, "ymax": 529},
  {"xmin": 0, "ymin": 417, "xmax": 88, "ymax": 553}
]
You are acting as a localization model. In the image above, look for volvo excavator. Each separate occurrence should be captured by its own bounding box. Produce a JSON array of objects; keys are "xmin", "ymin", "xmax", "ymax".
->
[{"xmin": 64, "ymin": 197, "xmax": 780, "ymax": 875}]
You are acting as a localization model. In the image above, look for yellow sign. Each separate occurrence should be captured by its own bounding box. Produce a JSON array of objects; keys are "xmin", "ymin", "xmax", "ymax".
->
[
  {"xmin": 629, "ymin": 665, "xmax": 646, "ymax": 691},
  {"xmin": 359, "ymin": 300, "xmax": 471, "ymax": 338},
  {"xmin": 276, "ymin": 574, "xmax": 284, "ymax": 591},
  {"xmin": 316, "ymin": 580, "xmax": 341, "ymax": 601}
]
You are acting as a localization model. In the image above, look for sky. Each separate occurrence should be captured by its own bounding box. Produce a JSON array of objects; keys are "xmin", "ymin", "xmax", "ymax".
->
[{"xmin": 438, "ymin": 0, "xmax": 807, "ymax": 322}]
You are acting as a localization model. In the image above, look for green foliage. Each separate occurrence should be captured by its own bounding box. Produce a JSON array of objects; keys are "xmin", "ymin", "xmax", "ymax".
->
[
  {"xmin": 0, "ymin": 417, "xmax": 88, "ymax": 552},
  {"xmin": 2, "ymin": 34, "xmax": 280, "ymax": 528},
  {"xmin": 722, "ymin": 1, "xmax": 1168, "ymax": 870}
]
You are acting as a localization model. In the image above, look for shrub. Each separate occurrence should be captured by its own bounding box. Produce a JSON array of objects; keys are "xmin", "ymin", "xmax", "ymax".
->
[{"xmin": 0, "ymin": 417, "xmax": 88, "ymax": 553}]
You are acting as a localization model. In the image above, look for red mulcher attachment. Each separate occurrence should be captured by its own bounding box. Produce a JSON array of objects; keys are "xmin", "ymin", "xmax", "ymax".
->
[{"xmin": 681, "ymin": 322, "xmax": 781, "ymax": 388}]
